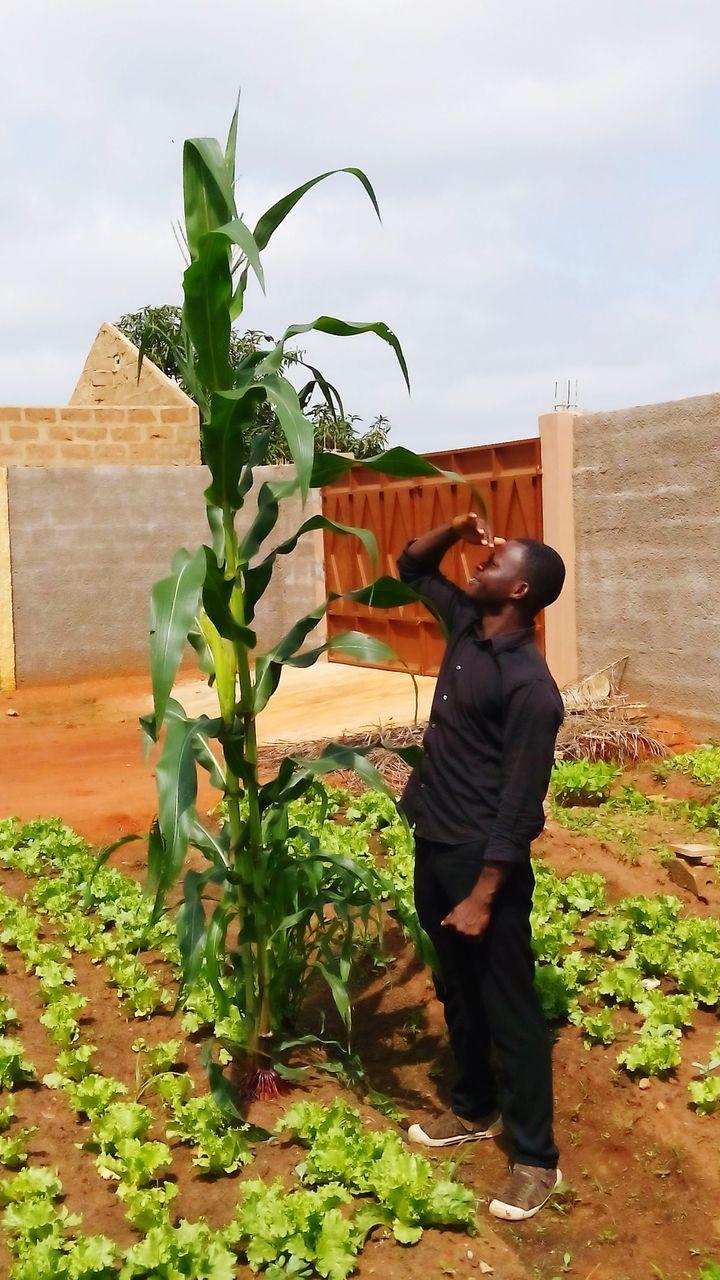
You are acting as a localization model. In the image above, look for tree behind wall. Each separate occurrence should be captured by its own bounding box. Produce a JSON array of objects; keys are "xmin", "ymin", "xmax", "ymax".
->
[{"xmin": 117, "ymin": 304, "xmax": 391, "ymax": 462}]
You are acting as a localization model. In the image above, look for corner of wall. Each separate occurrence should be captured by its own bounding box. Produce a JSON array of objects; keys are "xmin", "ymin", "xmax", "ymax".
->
[
  {"xmin": 538, "ymin": 411, "xmax": 578, "ymax": 689},
  {"xmin": 0, "ymin": 466, "xmax": 16, "ymax": 691}
]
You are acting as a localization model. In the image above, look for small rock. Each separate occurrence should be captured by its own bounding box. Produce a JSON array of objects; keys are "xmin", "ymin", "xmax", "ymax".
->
[
  {"xmin": 479, "ymin": 1264, "xmax": 494, "ymax": 1275},
  {"xmin": 467, "ymin": 1250, "xmax": 474, "ymax": 1260},
  {"xmin": 638, "ymin": 1078, "xmax": 651, "ymax": 1090},
  {"xmin": 674, "ymin": 843, "xmax": 717, "ymax": 865},
  {"xmin": 6, "ymin": 708, "xmax": 18, "ymax": 717},
  {"xmin": 668, "ymin": 856, "xmax": 715, "ymax": 901},
  {"xmin": 656, "ymin": 1101, "xmax": 665, "ymax": 1111}
]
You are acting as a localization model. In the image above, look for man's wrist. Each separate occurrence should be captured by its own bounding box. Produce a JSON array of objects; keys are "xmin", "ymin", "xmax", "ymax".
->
[{"xmin": 470, "ymin": 863, "xmax": 509, "ymax": 904}]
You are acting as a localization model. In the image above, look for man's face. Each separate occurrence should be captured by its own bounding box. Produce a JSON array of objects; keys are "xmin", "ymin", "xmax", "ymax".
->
[{"xmin": 464, "ymin": 540, "xmax": 529, "ymax": 608}]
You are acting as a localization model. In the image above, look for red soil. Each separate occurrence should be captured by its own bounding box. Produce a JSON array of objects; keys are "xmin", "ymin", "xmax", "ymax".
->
[{"xmin": 1, "ymin": 676, "xmax": 719, "ymax": 1280}]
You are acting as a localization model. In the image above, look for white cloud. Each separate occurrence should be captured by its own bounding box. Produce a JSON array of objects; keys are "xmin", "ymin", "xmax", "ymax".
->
[{"xmin": 2, "ymin": 0, "xmax": 720, "ymax": 444}]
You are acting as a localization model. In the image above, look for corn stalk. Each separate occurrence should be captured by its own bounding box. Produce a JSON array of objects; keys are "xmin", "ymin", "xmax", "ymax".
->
[{"xmin": 144, "ymin": 107, "xmax": 466, "ymax": 1097}]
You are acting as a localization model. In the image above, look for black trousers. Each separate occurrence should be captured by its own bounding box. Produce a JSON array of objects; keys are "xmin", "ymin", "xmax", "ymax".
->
[{"xmin": 414, "ymin": 836, "xmax": 558, "ymax": 1169}]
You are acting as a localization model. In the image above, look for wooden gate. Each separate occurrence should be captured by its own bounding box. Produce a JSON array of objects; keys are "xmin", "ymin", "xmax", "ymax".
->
[{"xmin": 321, "ymin": 438, "xmax": 543, "ymax": 675}]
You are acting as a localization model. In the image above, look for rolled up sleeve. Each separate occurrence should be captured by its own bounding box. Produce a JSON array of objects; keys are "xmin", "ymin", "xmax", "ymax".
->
[{"xmin": 484, "ymin": 682, "xmax": 562, "ymax": 865}]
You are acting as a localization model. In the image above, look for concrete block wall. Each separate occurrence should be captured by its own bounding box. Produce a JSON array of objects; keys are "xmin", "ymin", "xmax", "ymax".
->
[
  {"xmin": 0, "ymin": 406, "xmax": 200, "ymax": 466},
  {"xmin": 572, "ymin": 392, "xmax": 720, "ymax": 734},
  {"xmin": 6, "ymin": 465, "xmax": 325, "ymax": 684}
]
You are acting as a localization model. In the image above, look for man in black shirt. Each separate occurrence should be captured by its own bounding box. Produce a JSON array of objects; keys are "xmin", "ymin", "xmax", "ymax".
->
[{"xmin": 398, "ymin": 511, "xmax": 566, "ymax": 1222}]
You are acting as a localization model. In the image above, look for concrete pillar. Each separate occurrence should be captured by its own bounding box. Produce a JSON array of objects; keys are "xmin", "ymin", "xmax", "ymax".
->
[
  {"xmin": 0, "ymin": 466, "xmax": 15, "ymax": 691},
  {"xmin": 539, "ymin": 412, "xmax": 578, "ymax": 689}
]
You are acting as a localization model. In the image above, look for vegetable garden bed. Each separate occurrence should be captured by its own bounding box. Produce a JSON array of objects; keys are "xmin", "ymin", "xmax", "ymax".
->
[{"xmin": 1, "ymin": 747, "xmax": 720, "ymax": 1279}]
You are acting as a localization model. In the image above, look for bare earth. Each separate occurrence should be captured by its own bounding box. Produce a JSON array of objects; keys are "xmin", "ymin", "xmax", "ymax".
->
[
  {"xmin": 1, "ymin": 665, "xmax": 719, "ymax": 1280},
  {"xmin": 0, "ymin": 662, "xmax": 436, "ymax": 844}
]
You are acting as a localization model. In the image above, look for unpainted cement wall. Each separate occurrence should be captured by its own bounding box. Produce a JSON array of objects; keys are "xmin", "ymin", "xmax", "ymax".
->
[
  {"xmin": 7, "ymin": 465, "xmax": 324, "ymax": 683},
  {"xmin": 573, "ymin": 393, "xmax": 720, "ymax": 734}
]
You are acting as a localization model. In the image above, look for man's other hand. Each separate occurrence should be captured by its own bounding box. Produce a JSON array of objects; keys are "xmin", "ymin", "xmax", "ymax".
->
[
  {"xmin": 442, "ymin": 895, "xmax": 492, "ymax": 938},
  {"xmin": 451, "ymin": 511, "xmax": 505, "ymax": 547}
]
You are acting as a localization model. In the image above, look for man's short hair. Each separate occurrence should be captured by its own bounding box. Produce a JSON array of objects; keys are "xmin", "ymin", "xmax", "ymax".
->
[{"xmin": 515, "ymin": 538, "xmax": 566, "ymax": 613}]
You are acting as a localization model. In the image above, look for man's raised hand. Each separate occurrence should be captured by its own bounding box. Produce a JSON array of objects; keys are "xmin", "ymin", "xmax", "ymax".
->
[{"xmin": 451, "ymin": 511, "xmax": 505, "ymax": 547}]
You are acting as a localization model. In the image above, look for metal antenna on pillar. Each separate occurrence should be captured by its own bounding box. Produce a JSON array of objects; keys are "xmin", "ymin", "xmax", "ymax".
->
[{"xmin": 553, "ymin": 378, "xmax": 578, "ymax": 411}]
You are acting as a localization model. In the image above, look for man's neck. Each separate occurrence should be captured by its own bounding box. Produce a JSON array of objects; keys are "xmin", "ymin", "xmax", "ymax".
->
[{"xmin": 480, "ymin": 606, "xmax": 532, "ymax": 640}]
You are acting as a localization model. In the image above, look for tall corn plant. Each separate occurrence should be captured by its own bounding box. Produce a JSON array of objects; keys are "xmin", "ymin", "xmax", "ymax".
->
[{"xmin": 145, "ymin": 109, "xmax": 460, "ymax": 1097}]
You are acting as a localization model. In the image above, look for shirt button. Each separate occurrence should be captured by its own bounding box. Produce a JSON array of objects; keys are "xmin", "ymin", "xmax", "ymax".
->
[
  {"xmin": 442, "ymin": 694, "xmax": 448, "ymax": 701},
  {"xmin": 455, "ymin": 664, "xmax": 462, "ymax": 670},
  {"xmin": 430, "ymin": 722, "xmax": 436, "ymax": 728}
]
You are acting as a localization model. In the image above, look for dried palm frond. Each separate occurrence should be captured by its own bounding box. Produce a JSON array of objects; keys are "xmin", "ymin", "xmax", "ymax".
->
[
  {"xmin": 259, "ymin": 721, "xmax": 427, "ymax": 792},
  {"xmin": 557, "ymin": 712, "xmax": 667, "ymax": 763}
]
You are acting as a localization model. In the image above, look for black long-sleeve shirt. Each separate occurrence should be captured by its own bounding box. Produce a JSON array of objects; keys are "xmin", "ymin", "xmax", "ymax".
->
[{"xmin": 398, "ymin": 542, "xmax": 563, "ymax": 863}]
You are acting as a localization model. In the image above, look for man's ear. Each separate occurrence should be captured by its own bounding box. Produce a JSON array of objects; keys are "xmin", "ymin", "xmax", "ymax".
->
[{"xmin": 510, "ymin": 579, "xmax": 530, "ymax": 602}]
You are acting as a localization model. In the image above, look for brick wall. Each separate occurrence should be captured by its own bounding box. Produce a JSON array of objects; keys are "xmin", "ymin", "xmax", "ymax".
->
[{"xmin": 0, "ymin": 406, "xmax": 200, "ymax": 466}]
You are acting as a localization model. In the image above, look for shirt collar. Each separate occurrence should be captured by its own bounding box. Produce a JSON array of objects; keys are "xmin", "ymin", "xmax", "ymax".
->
[{"xmin": 475, "ymin": 625, "xmax": 536, "ymax": 655}]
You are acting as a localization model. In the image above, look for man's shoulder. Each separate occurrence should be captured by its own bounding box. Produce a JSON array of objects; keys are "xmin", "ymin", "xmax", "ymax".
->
[{"xmin": 505, "ymin": 646, "xmax": 564, "ymax": 713}]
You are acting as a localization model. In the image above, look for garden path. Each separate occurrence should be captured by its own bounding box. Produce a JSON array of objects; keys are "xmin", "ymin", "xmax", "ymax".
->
[{"xmin": 0, "ymin": 663, "xmax": 435, "ymax": 843}]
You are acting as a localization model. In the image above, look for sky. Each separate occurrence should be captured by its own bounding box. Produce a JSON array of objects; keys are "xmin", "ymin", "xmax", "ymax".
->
[{"xmin": 2, "ymin": 0, "xmax": 720, "ymax": 451}]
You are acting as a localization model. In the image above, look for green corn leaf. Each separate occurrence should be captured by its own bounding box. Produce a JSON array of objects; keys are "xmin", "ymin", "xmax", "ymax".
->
[
  {"xmin": 262, "ymin": 373, "xmax": 315, "ymax": 501},
  {"xmin": 84, "ymin": 834, "xmax": 142, "ymax": 908},
  {"xmin": 177, "ymin": 870, "xmax": 208, "ymax": 992},
  {"xmin": 253, "ymin": 166, "xmax": 380, "ymax": 252},
  {"xmin": 270, "ymin": 316, "xmax": 410, "ymax": 394},
  {"xmin": 362, "ymin": 445, "xmax": 458, "ymax": 477},
  {"xmin": 183, "ymin": 137, "xmax": 236, "ymax": 259},
  {"xmin": 190, "ymin": 817, "xmax": 231, "ymax": 872},
  {"xmin": 344, "ymin": 576, "xmax": 424, "ymax": 609},
  {"xmin": 289, "ymin": 744, "xmax": 394, "ymax": 796},
  {"xmin": 225, "ymin": 95, "xmax": 240, "ymax": 177},
  {"xmin": 205, "ymin": 503, "xmax": 225, "ymax": 562},
  {"xmin": 242, "ymin": 515, "xmax": 379, "ymax": 619},
  {"xmin": 202, "ymin": 1050, "xmax": 248, "ymax": 1123},
  {"xmin": 183, "ymin": 235, "xmax": 233, "ymax": 391},
  {"xmin": 145, "ymin": 819, "xmax": 166, "ymax": 906},
  {"xmin": 297, "ymin": 361, "xmax": 346, "ymax": 420},
  {"xmin": 310, "ymin": 446, "xmax": 487, "ymax": 522},
  {"xmin": 251, "ymin": 582, "xmax": 421, "ymax": 712},
  {"xmin": 190, "ymin": 729, "xmax": 227, "ymax": 791},
  {"xmin": 202, "ymin": 389, "xmax": 264, "ymax": 508},
  {"xmin": 155, "ymin": 710, "xmax": 223, "ymax": 897},
  {"xmin": 277, "ymin": 629, "xmax": 398, "ymax": 673},
  {"xmin": 149, "ymin": 548, "xmax": 206, "ymax": 733},
  {"xmin": 244, "ymin": 511, "xmax": 377, "ymax": 586},
  {"xmin": 310, "ymin": 452, "xmax": 358, "ymax": 487},
  {"xmin": 202, "ymin": 547, "xmax": 257, "ymax": 647},
  {"xmin": 238, "ymin": 480, "xmax": 282, "ymax": 563},
  {"xmin": 187, "ymin": 622, "xmax": 216, "ymax": 679},
  {"xmin": 323, "ymin": 630, "xmax": 396, "ymax": 666},
  {"xmin": 267, "ymin": 600, "xmax": 328, "ymax": 664},
  {"xmin": 237, "ymin": 426, "xmax": 274, "ymax": 501},
  {"xmin": 204, "ymin": 903, "xmax": 232, "ymax": 1012},
  {"xmin": 215, "ymin": 218, "xmax": 265, "ymax": 298},
  {"xmin": 315, "ymin": 960, "xmax": 351, "ymax": 1033}
]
